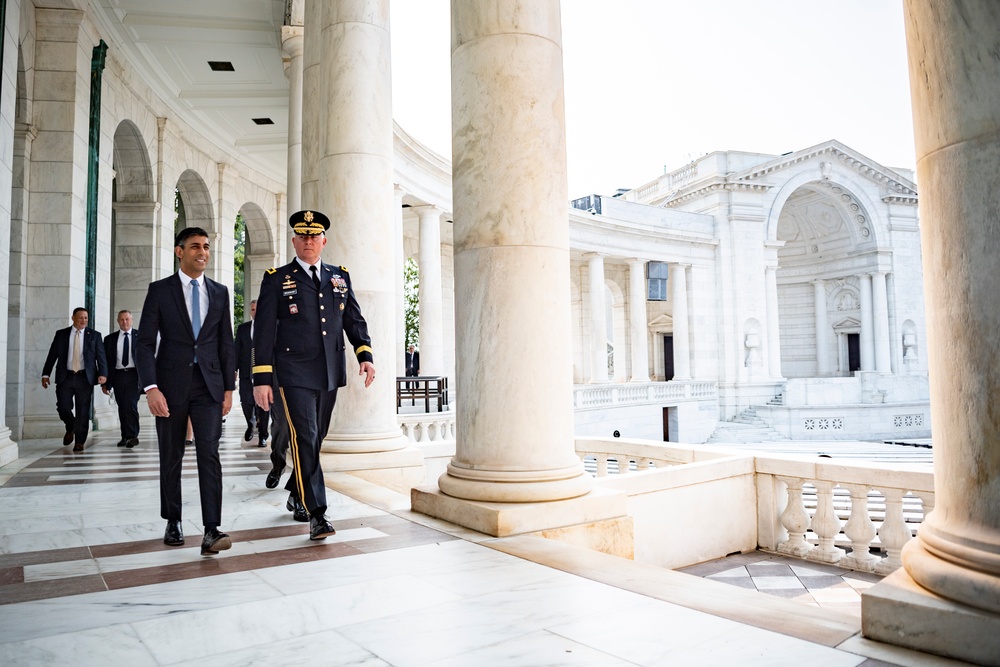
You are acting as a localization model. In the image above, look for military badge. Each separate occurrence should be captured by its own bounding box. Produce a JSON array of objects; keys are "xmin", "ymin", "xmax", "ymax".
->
[
  {"xmin": 289, "ymin": 303, "xmax": 299, "ymax": 315},
  {"xmin": 340, "ymin": 303, "xmax": 345, "ymax": 311}
]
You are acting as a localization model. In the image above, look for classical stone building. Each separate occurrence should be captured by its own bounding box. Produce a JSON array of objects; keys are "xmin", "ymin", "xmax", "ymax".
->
[{"xmin": 0, "ymin": 1, "xmax": 997, "ymax": 664}]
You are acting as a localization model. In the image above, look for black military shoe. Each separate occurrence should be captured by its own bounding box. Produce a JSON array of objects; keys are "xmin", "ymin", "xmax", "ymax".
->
[
  {"xmin": 200, "ymin": 527, "xmax": 232, "ymax": 555},
  {"xmin": 258, "ymin": 437, "xmax": 268, "ymax": 449},
  {"xmin": 125, "ymin": 437, "xmax": 139, "ymax": 449},
  {"xmin": 265, "ymin": 463, "xmax": 285, "ymax": 489},
  {"xmin": 309, "ymin": 515, "xmax": 336, "ymax": 541},
  {"xmin": 286, "ymin": 494, "xmax": 309, "ymax": 522},
  {"xmin": 116, "ymin": 438, "xmax": 127, "ymax": 447},
  {"xmin": 243, "ymin": 426, "xmax": 253, "ymax": 441},
  {"xmin": 164, "ymin": 520, "xmax": 184, "ymax": 546}
]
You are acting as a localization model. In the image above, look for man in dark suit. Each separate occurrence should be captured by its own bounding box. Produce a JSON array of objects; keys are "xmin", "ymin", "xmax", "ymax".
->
[
  {"xmin": 405, "ymin": 344, "xmax": 420, "ymax": 387},
  {"xmin": 234, "ymin": 299, "xmax": 268, "ymax": 448},
  {"xmin": 41, "ymin": 307, "xmax": 108, "ymax": 452},
  {"xmin": 253, "ymin": 210, "xmax": 375, "ymax": 540},
  {"xmin": 102, "ymin": 309, "xmax": 141, "ymax": 448},
  {"xmin": 136, "ymin": 227, "xmax": 236, "ymax": 556}
]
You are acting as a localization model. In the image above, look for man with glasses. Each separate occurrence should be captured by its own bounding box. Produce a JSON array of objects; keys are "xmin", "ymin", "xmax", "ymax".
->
[{"xmin": 252, "ymin": 210, "xmax": 375, "ymax": 540}]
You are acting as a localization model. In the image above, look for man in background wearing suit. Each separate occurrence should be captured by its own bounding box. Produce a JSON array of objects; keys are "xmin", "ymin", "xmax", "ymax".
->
[
  {"xmin": 136, "ymin": 227, "xmax": 236, "ymax": 556},
  {"xmin": 41, "ymin": 307, "xmax": 108, "ymax": 452},
  {"xmin": 102, "ymin": 309, "xmax": 141, "ymax": 448},
  {"xmin": 253, "ymin": 210, "xmax": 375, "ymax": 540},
  {"xmin": 405, "ymin": 344, "xmax": 420, "ymax": 388},
  {"xmin": 234, "ymin": 299, "xmax": 269, "ymax": 448}
]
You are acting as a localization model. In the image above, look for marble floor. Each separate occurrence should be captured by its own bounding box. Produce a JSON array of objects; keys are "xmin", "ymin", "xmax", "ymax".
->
[{"xmin": 0, "ymin": 420, "xmax": 968, "ymax": 666}]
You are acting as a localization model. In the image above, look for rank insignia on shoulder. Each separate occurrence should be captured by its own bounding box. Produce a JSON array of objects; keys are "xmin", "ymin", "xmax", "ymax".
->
[
  {"xmin": 340, "ymin": 265, "xmax": 349, "ymax": 272},
  {"xmin": 266, "ymin": 267, "xmax": 277, "ymax": 275}
]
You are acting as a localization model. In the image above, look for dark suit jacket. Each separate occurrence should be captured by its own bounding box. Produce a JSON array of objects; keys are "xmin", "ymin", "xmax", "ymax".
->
[
  {"xmin": 406, "ymin": 351, "xmax": 420, "ymax": 375},
  {"xmin": 252, "ymin": 260, "xmax": 372, "ymax": 392},
  {"xmin": 136, "ymin": 273, "xmax": 236, "ymax": 405},
  {"xmin": 42, "ymin": 327, "xmax": 108, "ymax": 386},
  {"xmin": 103, "ymin": 329, "xmax": 140, "ymax": 392},
  {"xmin": 234, "ymin": 320, "xmax": 255, "ymax": 403}
]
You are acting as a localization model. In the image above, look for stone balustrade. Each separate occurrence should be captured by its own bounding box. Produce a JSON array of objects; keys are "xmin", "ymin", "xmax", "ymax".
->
[
  {"xmin": 398, "ymin": 410, "xmax": 456, "ymax": 444},
  {"xmin": 573, "ymin": 380, "xmax": 718, "ymax": 409},
  {"xmin": 573, "ymin": 436, "xmax": 933, "ymax": 573}
]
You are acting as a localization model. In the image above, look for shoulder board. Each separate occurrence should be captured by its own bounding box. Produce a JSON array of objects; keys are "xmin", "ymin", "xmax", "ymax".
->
[
  {"xmin": 340, "ymin": 265, "xmax": 349, "ymax": 272},
  {"xmin": 266, "ymin": 267, "xmax": 277, "ymax": 275}
]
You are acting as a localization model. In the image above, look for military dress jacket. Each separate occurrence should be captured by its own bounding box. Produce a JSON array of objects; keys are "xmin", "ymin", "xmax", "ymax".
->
[{"xmin": 252, "ymin": 260, "xmax": 372, "ymax": 392}]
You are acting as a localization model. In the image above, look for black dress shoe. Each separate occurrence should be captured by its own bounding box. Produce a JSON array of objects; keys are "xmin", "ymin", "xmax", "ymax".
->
[
  {"xmin": 73, "ymin": 442, "xmax": 84, "ymax": 452},
  {"xmin": 63, "ymin": 431, "xmax": 74, "ymax": 446},
  {"xmin": 258, "ymin": 437, "xmax": 267, "ymax": 449},
  {"xmin": 244, "ymin": 427, "xmax": 253, "ymax": 441},
  {"xmin": 126, "ymin": 437, "xmax": 139, "ymax": 449},
  {"xmin": 164, "ymin": 520, "xmax": 184, "ymax": 546},
  {"xmin": 200, "ymin": 527, "xmax": 232, "ymax": 555},
  {"xmin": 116, "ymin": 438, "xmax": 127, "ymax": 447},
  {"xmin": 286, "ymin": 494, "xmax": 309, "ymax": 522},
  {"xmin": 309, "ymin": 515, "xmax": 336, "ymax": 540},
  {"xmin": 184, "ymin": 439, "xmax": 193, "ymax": 447},
  {"xmin": 265, "ymin": 464, "xmax": 284, "ymax": 489}
]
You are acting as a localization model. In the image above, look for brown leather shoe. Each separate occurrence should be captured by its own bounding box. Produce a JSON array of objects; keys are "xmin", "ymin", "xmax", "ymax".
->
[
  {"xmin": 73, "ymin": 442, "xmax": 84, "ymax": 452},
  {"xmin": 63, "ymin": 431, "xmax": 74, "ymax": 446}
]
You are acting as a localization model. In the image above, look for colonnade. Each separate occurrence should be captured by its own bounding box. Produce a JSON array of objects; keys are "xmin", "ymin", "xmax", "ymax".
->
[{"xmin": 810, "ymin": 271, "xmax": 892, "ymax": 375}]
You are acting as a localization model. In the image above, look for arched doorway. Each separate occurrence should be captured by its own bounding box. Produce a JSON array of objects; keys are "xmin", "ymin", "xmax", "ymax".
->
[{"xmin": 110, "ymin": 120, "xmax": 155, "ymax": 323}]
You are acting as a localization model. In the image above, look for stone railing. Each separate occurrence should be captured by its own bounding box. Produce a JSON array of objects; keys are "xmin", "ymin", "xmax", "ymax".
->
[
  {"xmin": 574, "ymin": 380, "xmax": 718, "ymax": 409},
  {"xmin": 398, "ymin": 410, "xmax": 456, "ymax": 444},
  {"xmin": 573, "ymin": 436, "xmax": 933, "ymax": 573}
]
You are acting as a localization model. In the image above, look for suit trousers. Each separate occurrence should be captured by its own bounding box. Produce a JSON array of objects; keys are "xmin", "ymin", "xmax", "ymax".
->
[
  {"xmin": 55, "ymin": 372, "xmax": 93, "ymax": 444},
  {"xmin": 156, "ymin": 365, "xmax": 223, "ymax": 527},
  {"xmin": 240, "ymin": 400, "xmax": 270, "ymax": 439},
  {"xmin": 270, "ymin": 384, "xmax": 337, "ymax": 516},
  {"xmin": 111, "ymin": 368, "xmax": 141, "ymax": 439}
]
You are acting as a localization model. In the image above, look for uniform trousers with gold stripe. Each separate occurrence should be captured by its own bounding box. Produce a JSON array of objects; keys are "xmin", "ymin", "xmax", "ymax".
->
[{"xmin": 269, "ymin": 383, "xmax": 338, "ymax": 516}]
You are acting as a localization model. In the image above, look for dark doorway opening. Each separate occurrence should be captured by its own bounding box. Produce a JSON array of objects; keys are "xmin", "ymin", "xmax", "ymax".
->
[
  {"xmin": 663, "ymin": 335, "xmax": 674, "ymax": 381},
  {"xmin": 848, "ymin": 333, "xmax": 861, "ymax": 373}
]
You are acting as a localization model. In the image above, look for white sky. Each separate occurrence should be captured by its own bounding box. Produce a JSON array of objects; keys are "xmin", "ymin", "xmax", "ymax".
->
[{"xmin": 390, "ymin": 1, "xmax": 915, "ymax": 200}]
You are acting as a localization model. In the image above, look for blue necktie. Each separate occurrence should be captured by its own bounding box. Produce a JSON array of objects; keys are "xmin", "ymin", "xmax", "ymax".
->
[
  {"xmin": 121, "ymin": 332, "xmax": 129, "ymax": 367},
  {"xmin": 191, "ymin": 279, "xmax": 201, "ymax": 362}
]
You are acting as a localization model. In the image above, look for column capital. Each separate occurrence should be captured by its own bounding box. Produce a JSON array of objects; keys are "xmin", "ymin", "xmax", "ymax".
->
[
  {"xmin": 671, "ymin": 262, "xmax": 691, "ymax": 269},
  {"xmin": 281, "ymin": 25, "xmax": 305, "ymax": 58},
  {"xmin": 625, "ymin": 257, "xmax": 647, "ymax": 267},
  {"xmin": 412, "ymin": 204, "xmax": 444, "ymax": 219},
  {"xmin": 393, "ymin": 184, "xmax": 407, "ymax": 199},
  {"xmin": 583, "ymin": 251, "xmax": 606, "ymax": 260}
]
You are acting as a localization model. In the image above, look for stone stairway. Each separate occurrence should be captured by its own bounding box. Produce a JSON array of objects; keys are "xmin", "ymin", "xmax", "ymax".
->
[{"xmin": 706, "ymin": 406, "xmax": 790, "ymax": 444}]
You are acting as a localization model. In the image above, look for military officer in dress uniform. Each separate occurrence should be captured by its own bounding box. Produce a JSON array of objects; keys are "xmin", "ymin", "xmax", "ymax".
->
[{"xmin": 252, "ymin": 209, "xmax": 376, "ymax": 540}]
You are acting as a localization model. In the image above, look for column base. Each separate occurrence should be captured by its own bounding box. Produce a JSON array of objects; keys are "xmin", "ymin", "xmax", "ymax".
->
[
  {"xmin": 411, "ymin": 484, "xmax": 628, "ymax": 538},
  {"xmin": 0, "ymin": 427, "xmax": 17, "ymax": 467},
  {"xmin": 323, "ymin": 429, "xmax": 409, "ymax": 454},
  {"xmin": 862, "ymin": 568, "xmax": 1000, "ymax": 666},
  {"xmin": 320, "ymin": 446, "xmax": 426, "ymax": 495}
]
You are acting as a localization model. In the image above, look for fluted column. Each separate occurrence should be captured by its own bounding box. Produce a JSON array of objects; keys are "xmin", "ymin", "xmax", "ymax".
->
[
  {"xmin": 858, "ymin": 273, "xmax": 875, "ymax": 371},
  {"xmin": 281, "ymin": 25, "xmax": 305, "ymax": 263},
  {"xmin": 863, "ymin": 4, "xmax": 1000, "ymax": 663},
  {"xmin": 765, "ymin": 266, "xmax": 782, "ymax": 378},
  {"xmin": 871, "ymin": 271, "xmax": 892, "ymax": 374},
  {"xmin": 627, "ymin": 259, "xmax": 649, "ymax": 382},
  {"xmin": 670, "ymin": 263, "xmax": 691, "ymax": 380},
  {"xmin": 586, "ymin": 253, "xmax": 608, "ymax": 383},
  {"xmin": 416, "ymin": 206, "xmax": 444, "ymax": 376},
  {"xmin": 394, "ymin": 185, "xmax": 406, "ymax": 378},
  {"xmin": 306, "ymin": 0, "xmax": 405, "ymax": 453},
  {"xmin": 813, "ymin": 279, "xmax": 831, "ymax": 376},
  {"xmin": 438, "ymin": 0, "xmax": 590, "ymax": 503}
]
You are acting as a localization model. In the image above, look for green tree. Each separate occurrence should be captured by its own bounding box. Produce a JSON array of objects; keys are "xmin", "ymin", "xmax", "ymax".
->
[
  {"xmin": 404, "ymin": 257, "xmax": 419, "ymax": 348},
  {"xmin": 233, "ymin": 213, "xmax": 245, "ymax": 328}
]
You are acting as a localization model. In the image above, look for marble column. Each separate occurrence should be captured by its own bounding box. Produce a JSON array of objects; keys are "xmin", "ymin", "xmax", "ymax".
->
[
  {"xmin": 627, "ymin": 259, "xmax": 650, "ymax": 382},
  {"xmin": 670, "ymin": 263, "xmax": 691, "ymax": 380},
  {"xmin": 871, "ymin": 271, "xmax": 892, "ymax": 374},
  {"xmin": 394, "ymin": 186, "xmax": 406, "ymax": 378},
  {"xmin": 586, "ymin": 253, "xmax": 608, "ymax": 383},
  {"xmin": 813, "ymin": 280, "xmax": 831, "ymax": 376},
  {"xmin": 306, "ymin": 0, "xmax": 405, "ymax": 453},
  {"xmin": 416, "ymin": 206, "xmax": 444, "ymax": 376},
  {"xmin": 765, "ymin": 266, "xmax": 782, "ymax": 378},
  {"xmin": 858, "ymin": 273, "xmax": 875, "ymax": 371},
  {"xmin": 281, "ymin": 25, "xmax": 304, "ymax": 263},
  {"xmin": 436, "ymin": 0, "xmax": 590, "ymax": 503},
  {"xmin": 863, "ymin": 3, "xmax": 1000, "ymax": 663}
]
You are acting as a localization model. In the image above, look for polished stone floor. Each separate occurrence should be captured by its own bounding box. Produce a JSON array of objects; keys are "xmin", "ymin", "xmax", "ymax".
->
[{"xmin": 0, "ymin": 419, "xmax": 967, "ymax": 666}]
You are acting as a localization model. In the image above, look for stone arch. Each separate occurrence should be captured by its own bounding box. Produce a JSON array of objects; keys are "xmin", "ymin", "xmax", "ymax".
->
[
  {"xmin": 605, "ymin": 279, "xmax": 626, "ymax": 380},
  {"xmin": 110, "ymin": 120, "xmax": 156, "ymax": 321},
  {"xmin": 175, "ymin": 170, "xmax": 215, "ymax": 234},
  {"xmin": 238, "ymin": 202, "xmax": 276, "ymax": 310}
]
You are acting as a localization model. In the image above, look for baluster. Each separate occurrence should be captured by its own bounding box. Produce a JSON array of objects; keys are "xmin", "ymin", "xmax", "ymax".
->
[
  {"xmin": 400, "ymin": 422, "xmax": 414, "ymax": 442},
  {"xmin": 807, "ymin": 480, "xmax": 844, "ymax": 563},
  {"xmin": 616, "ymin": 457, "xmax": 631, "ymax": 475},
  {"xmin": 876, "ymin": 487, "xmax": 911, "ymax": 574},
  {"xmin": 596, "ymin": 456, "xmax": 608, "ymax": 477},
  {"xmin": 840, "ymin": 483, "xmax": 879, "ymax": 571},
  {"xmin": 776, "ymin": 477, "xmax": 813, "ymax": 557},
  {"xmin": 914, "ymin": 491, "xmax": 934, "ymax": 535}
]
